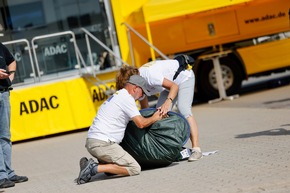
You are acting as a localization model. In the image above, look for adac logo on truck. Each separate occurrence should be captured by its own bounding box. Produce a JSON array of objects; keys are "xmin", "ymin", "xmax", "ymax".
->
[
  {"xmin": 43, "ymin": 44, "xmax": 67, "ymax": 56},
  {"xmin": 91, "ymin": 84, "xmax": 115, "ymax": 103},
  {"xmin": 20, "ymin": 95, "xmax": 59, "ymax": 115}
]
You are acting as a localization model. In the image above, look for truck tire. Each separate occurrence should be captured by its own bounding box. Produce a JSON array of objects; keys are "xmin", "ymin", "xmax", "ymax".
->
[{"xmin": 196, "ymin": 56, "xmax": 243, "ymax": 100}]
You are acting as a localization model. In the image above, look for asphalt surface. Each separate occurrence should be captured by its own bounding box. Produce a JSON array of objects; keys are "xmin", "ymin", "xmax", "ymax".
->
[{"xmin": 2, "ymin": 75, "xmax": 290, "ymax": 193}]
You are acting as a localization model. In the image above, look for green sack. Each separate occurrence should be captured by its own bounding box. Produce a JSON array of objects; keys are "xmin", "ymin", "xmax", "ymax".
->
[{"xmin": 120, "ymin": 108, "xmax": 190, "ymax": 169}]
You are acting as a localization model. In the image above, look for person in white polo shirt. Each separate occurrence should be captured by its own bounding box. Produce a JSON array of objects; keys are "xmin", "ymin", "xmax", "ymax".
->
[
  {"xmin": 116, "ymin": 55, "xmax": 203, "ymax": 162},
  {"xmin": 139, "ymin": 55, "xmax": 202, "ymax": 162},
  {"xmin": 76, "ymin": 75, "xmax": 162, "ymax": 185}
]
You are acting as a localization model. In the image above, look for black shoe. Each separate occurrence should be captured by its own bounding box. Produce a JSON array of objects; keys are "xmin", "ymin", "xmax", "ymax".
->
[
  {"xmin": 9, "ymin": 175, "xmax": 28, "ymax": 183},
  {"xmin": 80, "ymin": 157, "xmax": 88, "ymax": 171},
  {"xmin": 0, "ymin": 178, "xmax": 15, "ymax": 189},
  {"xmin": 77, "ymin": 158, "xmax": 98, "ymax": 185}
]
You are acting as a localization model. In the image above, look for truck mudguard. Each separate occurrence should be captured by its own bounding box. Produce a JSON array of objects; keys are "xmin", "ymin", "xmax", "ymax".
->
[{"xmin": 120, "ymin": 108, "xmax": 190, "ymax": 169}]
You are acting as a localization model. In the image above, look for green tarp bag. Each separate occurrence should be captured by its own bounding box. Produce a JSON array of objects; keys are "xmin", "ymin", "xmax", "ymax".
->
[{"xmin": 120, "ymin": 108, "xmax": 190, "ymax": 169}]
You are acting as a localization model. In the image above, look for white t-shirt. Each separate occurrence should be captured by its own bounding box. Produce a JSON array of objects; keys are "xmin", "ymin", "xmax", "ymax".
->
[
  {"xmin": 87, "ymin": 88, "xmax": 141, "ymax": 144},
  {"xmin": 139, "ymin": 60, "xmax": 194, "ymax": 95}
]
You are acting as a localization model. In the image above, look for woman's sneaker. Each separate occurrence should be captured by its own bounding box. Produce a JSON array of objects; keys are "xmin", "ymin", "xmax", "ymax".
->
[{"xmin": 188, "ymin": 150, "xmax": 203, "ymax": 162}]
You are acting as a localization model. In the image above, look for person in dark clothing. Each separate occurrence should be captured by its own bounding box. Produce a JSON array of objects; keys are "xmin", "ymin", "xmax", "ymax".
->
[{"xmin": 0, "ymin": 42, "xmax": 28, "ymax": 189}]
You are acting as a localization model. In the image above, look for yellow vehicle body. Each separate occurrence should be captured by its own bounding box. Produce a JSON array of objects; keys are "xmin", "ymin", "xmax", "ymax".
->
[
  {"xmin": 111, "ymin": 0, "xmax": 290, "ymax": 98},
  {"xmin": 112, "ymin": 0, "xmax": 290, "ymax": 68},
  {"xmin": 238, "ymin": 37, "xmax": 290, "ymax": 75}
]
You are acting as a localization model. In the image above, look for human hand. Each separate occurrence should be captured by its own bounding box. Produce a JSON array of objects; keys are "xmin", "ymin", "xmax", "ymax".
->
[
  {"xmin": 152, "ymin": 110, "xmax": 163, "ymax": 121},
  {"xmin": 162, "ymin": 113, "xmax": 169, "ymax": 119},
  {"xmin": 0, "ymin": 69, "xmax": 9, "ymax": 79},
  {"xmin": 157, "ymin": 101, "xmax": 171, "ymax": 116}
]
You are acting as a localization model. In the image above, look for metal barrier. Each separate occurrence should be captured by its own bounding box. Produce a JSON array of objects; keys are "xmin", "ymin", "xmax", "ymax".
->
[
  {"xmin": 122, "ymin": 22, "xmax": 169, "ymax": 66},
  {"xmin": 79, "ymin": 27, "xmax": 130, "ymax": 95},
  {"xmin": 31, "ymin": 31, "xmax": 80, "ymax": 82},
  {"xmin": 80, "ymin": 28, "xmax": 129, "ymax": 68},
  {"xmin": 3, "ymin": 30, "xmax": 123, "ymax": 93},
  {"xmin": 3, "ymin": 39, "xmax": 37, "ymax": 84}
]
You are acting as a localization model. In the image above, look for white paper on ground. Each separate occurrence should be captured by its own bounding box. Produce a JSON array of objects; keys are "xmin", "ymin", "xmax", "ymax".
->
[
  {"xmin": 180, "ymin": 148, "xmax": 218, "ymax": 159},
  {"xmin": 202, "ymin": 150, "xmax": 219, "ymax": 156}
]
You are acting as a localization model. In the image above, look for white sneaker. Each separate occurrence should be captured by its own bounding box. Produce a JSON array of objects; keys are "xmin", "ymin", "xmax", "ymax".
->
[{"xmin": 188, "ymin": 150, "xmax": 203, "ymax": 162}]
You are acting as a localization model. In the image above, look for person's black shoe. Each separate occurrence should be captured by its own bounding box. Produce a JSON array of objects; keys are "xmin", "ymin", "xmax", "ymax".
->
[
  {"xmin": 0, "ymin": 178, "xmax": 15, "ymax": 189},
  {"xmin": 77, "ymin": 158, "xmax": 98, "ymax": 185},
  {"xmin": 9, "ymin": 175, "xmax": 28, "ymax": 183},
  {"xmin": 80, "ymin": 157, "xmax": 88, "ymax": 171}
]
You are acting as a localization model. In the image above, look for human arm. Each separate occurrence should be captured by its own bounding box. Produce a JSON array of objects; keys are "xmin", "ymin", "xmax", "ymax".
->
[
  {"xmin": 7, "ymin": 60, "xmax": 16, "ymax": 82},
  {"xmin": 132, "ymin": 110, "xmax": 162, "ymax": 129},
  {"xmin": 0, "ymin": 69, "xmax": 9, "ymax": 79},
  {"xmin": 157, "ymin": 78, "xmax": 178, "ymax": 116},
  {"xmin": 0, "ymin": 60, "xmax": 16, "ymax": 81},
  {"xmin": 0, "ymin": 44, "xmax": 16, "ymax": 81}
]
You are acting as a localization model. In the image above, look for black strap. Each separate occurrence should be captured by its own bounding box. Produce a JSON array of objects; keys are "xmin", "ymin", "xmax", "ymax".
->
[{"xmin": 173, "ymin": 55, "xmax": 193, "ymax": 80}]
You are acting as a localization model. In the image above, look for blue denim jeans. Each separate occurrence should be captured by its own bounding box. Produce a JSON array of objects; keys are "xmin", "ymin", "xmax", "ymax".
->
[{"xmin": 0, "ymin": 91, "xmax": 15, "ymax": 180}]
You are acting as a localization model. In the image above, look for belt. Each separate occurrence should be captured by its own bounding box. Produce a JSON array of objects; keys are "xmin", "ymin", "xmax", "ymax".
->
[{"xmin": 0, "ymin": 87, "xmax": 13, "ymax": 93}]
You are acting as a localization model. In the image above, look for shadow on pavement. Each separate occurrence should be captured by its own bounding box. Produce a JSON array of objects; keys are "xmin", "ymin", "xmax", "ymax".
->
[
  {"xmin": 263, "ymin": 98, "xmax": 290, "ymax": 104},
  {"xmin": 235, "ymin": 127, "xmax": 290, "ymax": 138}
]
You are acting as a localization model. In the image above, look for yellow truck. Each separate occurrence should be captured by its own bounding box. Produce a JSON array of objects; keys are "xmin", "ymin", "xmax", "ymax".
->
[{"xmin": 111, "ymin": 0, "xmax": 290, "ymax": 99}]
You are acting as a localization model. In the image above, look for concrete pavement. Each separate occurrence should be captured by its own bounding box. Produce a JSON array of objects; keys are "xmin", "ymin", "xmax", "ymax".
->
[{"xmin": 3, "ymin": 84, "xmax": 290, "ymax": 193}]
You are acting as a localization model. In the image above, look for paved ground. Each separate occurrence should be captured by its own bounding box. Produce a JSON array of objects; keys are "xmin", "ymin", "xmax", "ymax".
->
[{"xmin": 2, "ymin": 82, "xmax": 290, "ymax": 193}]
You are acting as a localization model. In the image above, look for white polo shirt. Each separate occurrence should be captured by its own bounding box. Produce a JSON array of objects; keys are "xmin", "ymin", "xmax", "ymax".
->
[
  {"xmin": 87, "ymin": 88, "xmax": 140, "ymax": 144},
  {"xmin": 139, "ymin": 59, "xmax": 194, "ymax": 95}
]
